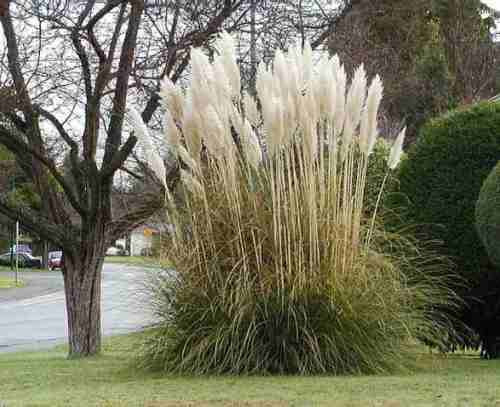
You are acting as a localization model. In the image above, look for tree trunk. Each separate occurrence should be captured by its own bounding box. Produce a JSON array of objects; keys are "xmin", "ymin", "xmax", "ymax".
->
[{"xmin": 62, "ymin": 247, "xmax": 105, "ymax": 358}]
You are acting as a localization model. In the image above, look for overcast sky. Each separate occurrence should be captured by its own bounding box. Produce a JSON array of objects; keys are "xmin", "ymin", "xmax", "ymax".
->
[{"xmin": 483, "ymin": 0, "xmax": 500, "ymax": 10}]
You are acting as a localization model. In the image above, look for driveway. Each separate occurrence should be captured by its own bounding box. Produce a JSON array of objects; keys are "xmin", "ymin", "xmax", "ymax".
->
[{"xmin": 0, "ymin": 263, "xmax": 154, "ymax": 353}]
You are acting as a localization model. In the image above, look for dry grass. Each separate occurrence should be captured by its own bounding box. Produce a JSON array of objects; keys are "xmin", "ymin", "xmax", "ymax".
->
[{"xmin": 133, "ymin": 33, "xmax": 452, "ymax": 375}]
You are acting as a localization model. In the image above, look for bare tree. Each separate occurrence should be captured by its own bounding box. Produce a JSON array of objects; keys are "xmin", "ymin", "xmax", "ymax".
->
[{"xmin": 0, "ymin": 0, "xmax": 246, "ymax": 358}]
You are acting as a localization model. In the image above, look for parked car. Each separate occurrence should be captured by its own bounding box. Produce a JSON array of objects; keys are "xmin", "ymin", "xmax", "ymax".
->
[
  {"xmin": 48, "ymin": 251, "xmax": 63, "ymax": 271},
  {"xmin": 0, "ymin": 252, "xmax": 42, "ymax": 268},
  {"xmin": 106, "ymin": 246, "xmax": 122, "ymax": 256},
  {"xmin": 9, "ymin": 244, "xmax": 32, "ymax": 254}
]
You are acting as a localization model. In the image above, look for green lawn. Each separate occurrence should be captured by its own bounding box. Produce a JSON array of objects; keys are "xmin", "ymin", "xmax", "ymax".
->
[
  {"xmin": 104, "ymin": 255, "xmax": 166, "ymax": 268},
  {"xmin": 0, "ymin": 256, "xmax": 164, "ymax": 272},
  {"xmin": 1, "ymin": 333, "xmax": 500, "ymax": 407},
  {"xmin": 0, "ymin": 265, "xmax": 46, "ymax": 273},
  {"xmin": 0, "ymin": 276, "xmax": 24, "ymax": 288}
]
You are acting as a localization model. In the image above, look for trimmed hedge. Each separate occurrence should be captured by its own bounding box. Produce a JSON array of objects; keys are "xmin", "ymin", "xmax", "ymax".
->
[
  {"xmin": 398, "ymin": 101, "xmax": 500, "ymax": 357},
  {"xmin": 399, "ymin": 101, "xmax": 500, "ymax": 278},
  {"xmin": 476, "ymin": 161, "xmax": 500, "ymax": 267}
]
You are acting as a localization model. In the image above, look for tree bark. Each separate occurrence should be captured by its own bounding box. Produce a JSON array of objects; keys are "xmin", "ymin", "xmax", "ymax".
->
[{"xmin": 62, "ymin": 240, "xmax": 105, "ymax": 357}]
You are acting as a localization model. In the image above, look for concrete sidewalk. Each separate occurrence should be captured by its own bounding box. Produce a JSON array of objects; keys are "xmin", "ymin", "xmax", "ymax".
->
[{"xmin": 0, "ymin": 264, "xmax": 153, "ymax": 353}]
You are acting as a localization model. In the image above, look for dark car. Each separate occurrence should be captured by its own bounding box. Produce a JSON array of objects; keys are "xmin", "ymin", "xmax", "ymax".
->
[
  {"xmin": 48, "ymin": 251, "xmax": 63, "ymax": 271},
  {"xmin": 0, "ymin": 252, "xmax": 42, "ymax": 268},
  {"xmin": 10, "ymin": 244, "xmax": 32, "ymax": 254}
]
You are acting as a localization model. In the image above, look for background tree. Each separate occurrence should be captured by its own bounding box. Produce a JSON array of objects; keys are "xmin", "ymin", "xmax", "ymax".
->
[
  {"xmin": 434, "ymin": 0, "xmax": 498, "ymax": 103},
  {"xmin": 328, "ymin": 0, "xmax": 500, "ymax": 143}
]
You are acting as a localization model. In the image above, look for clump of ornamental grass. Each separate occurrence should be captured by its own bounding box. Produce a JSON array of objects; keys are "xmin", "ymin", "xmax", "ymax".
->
[{"xmin": 132, "ymin": 33, "xmax": 455, "ymax": 375}]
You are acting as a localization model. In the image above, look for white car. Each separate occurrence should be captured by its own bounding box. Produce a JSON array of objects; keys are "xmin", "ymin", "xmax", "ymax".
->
[{"xmin": 106, "ymin": 246, "xmax": 121, "ymax": 256}]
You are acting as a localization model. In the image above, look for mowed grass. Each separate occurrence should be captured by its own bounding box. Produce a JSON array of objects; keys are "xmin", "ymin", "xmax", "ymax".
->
[
  {"xmin": 1, "ymin": 333, "xmax": 500, "ymax": 407},
  {"xmin": 0, "ymin": 276, "xmax": 24, "ymax": 288},
  {"xmin": 0, "ymin": 265, "xmax": 45, "ymax": 273},
  {"xmin": 104, "ymin": 256, "xmax": 163, "ymax": 268},
  {"xmin": 0, "ymin": 256, "xmax": 163, "ymax": 272}
]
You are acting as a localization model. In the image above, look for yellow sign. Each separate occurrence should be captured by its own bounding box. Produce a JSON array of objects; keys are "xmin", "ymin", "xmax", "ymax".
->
[{"xmin": 143, "ymin": 228, "xmax": 154, "ymax": 237}]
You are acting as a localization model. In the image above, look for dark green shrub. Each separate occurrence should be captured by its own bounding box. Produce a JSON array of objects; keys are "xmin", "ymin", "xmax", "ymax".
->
[
  {"xmin": 398, "ymin": 101, "xmax": 500, "ymax": 357},
  {"xmin": 364, "ymin": 139, "xmax": 401, "ymax": 214},
  {"xmin": 476, "ymin": 161, "xmax": 500, "ymax": 267}
]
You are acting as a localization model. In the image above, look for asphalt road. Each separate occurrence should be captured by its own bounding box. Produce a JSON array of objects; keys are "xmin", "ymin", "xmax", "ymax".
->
[{"xmin": 0, "ymin": 264, "xmax": 154, "ymax": 353}]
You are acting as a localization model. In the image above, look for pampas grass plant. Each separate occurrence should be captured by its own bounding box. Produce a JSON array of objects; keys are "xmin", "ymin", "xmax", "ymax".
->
[{"xmin": 135, "ymin": 33, "xmax": 455, "ymax": 375}]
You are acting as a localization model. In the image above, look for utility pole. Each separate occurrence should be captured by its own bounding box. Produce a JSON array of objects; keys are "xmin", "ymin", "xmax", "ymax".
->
[
  {"xmin": 15, "ymin": 220, "xmax": 19, "ymax": 285},
  {"xmin": 9, "ymin": 221, "xmax": 13, "ymax": 271},
  {"xmin": 9, "ymin": 176, "xmax": 15, "ymax": 272}
]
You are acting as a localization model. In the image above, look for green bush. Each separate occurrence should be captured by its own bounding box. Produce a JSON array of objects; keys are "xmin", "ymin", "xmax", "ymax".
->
[
  {"xmin": 399, "ymin": 102, "xmax": 500, "ymax": 277},
  {"xmin": 476, "ymin": 161, "xmax": 500, "ymax": 267},
  {"xmin": 398, "ymin": 101, "xmax": 500, "ymax": 357},
  {"xmin": 364, "ymin": 139, "xmax": 400, "ymax": 214}
]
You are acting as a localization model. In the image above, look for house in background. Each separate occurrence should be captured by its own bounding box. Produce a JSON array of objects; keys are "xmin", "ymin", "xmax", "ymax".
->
[
  {"xmin": 114, "ymin": 222, "xmax": 171, "ymax": 256},
  {"xmin": 129, "ymin": 224, "xmax": 157, "ymax": 256}
]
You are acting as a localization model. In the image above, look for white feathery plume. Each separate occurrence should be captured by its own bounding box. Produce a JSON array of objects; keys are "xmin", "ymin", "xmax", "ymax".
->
[
  {"xmin": 190, "ymin": 48, "xmax": 214, "ymax": 112},
  {"xmin": 273, "ymin": 50, "xmax": 289, "ymax": 98},
  {"xmin": 160, "ymin": 76, "xmax": 184, "ymax": 122},
  {"xmin": 215, "ymin": 32, "xmax": 241, "ymax": 99},
  {"xmin": 365, "ymin": 75, "xmax": 383, "ymax": 155},
  {"xmin": 302, "ymin": 41, "xmax": 313, "ymax": 88},
  {"xmin": 243, "ymin": 91, "xmax": 261, "ymax": 126},
  {"xmin": 312, "ymin": 58, "xmax": 325, "ymax": 118},
  {"xmin": 242, "ymin": 118, "xmax": 262, "ymax": 169},
  {"xmin": 331, "ymin": 54, "xmax": 340, "ymax": 71},
  {"xmin": 315, "ymin": 57, "xmax": 336, "ymax": 120},
  {"xmin": 286, "ymin": 92, "xmax": 298, "ymax": 133},
  {"xmin": 325, "ymin": 75, "xmax": 337, "ymax": 126},
  {"xmin": 289, "ymin": 42, "xmax": 303, "ymax": 87},
  {"xmin": 305, "ymin": 86, "xmax": 318, "ymax": 129},
  {"xmin": 341, "ymin": 64, "xmax": 366, "ymax": 157},
  {"xmin": 288, "ymin": 50, "xmax": 303, "ymax": 128},
  {"xmin": 333, "ymin": 63, "xmax": 346, "ymax": 137},
  {"xmin": 296, "ymin": 87, "xmax": 317, "ymax": 156},
  {"xmin": 212, "ymin": 57, "xmax": 232, "ymax": 107},
  {"xmin": 341, "ymin": 115, "xmax": 354, "ymax": 159},
  {"xmin": 256, "ymin": 62, "xmax": 274, "ymax": 103},
  {"xmin": 182, "ymin": 92, "xmax": 202, "ymax": 162},
  {"xmin": 359, "ymin": 106, "xmax": 370, "ymax": 154},
  {"xmin": 388, "ymin": 127, "xmax": 406, "ymax": 170},
  {"xmin": 201, "ymin": 105, "xmax": 228, "ymax": 157},
  {"xmin": 345, "ymin": 64, "xmax": 367, "ymax": 134},
  {"xmin": 286, "ymin": 50, "xmax": 300, "ymax": 97},
  {"xmin": 265, "ymin": 97, "xmax": 284, "ymax": 155},
  {"xmin": 163, "ymin": 109, "xmax": 181, "ymax": 150},
  {"xmin": 128, "ymin": 107, "xmax": 167, "ymax": 189}
]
